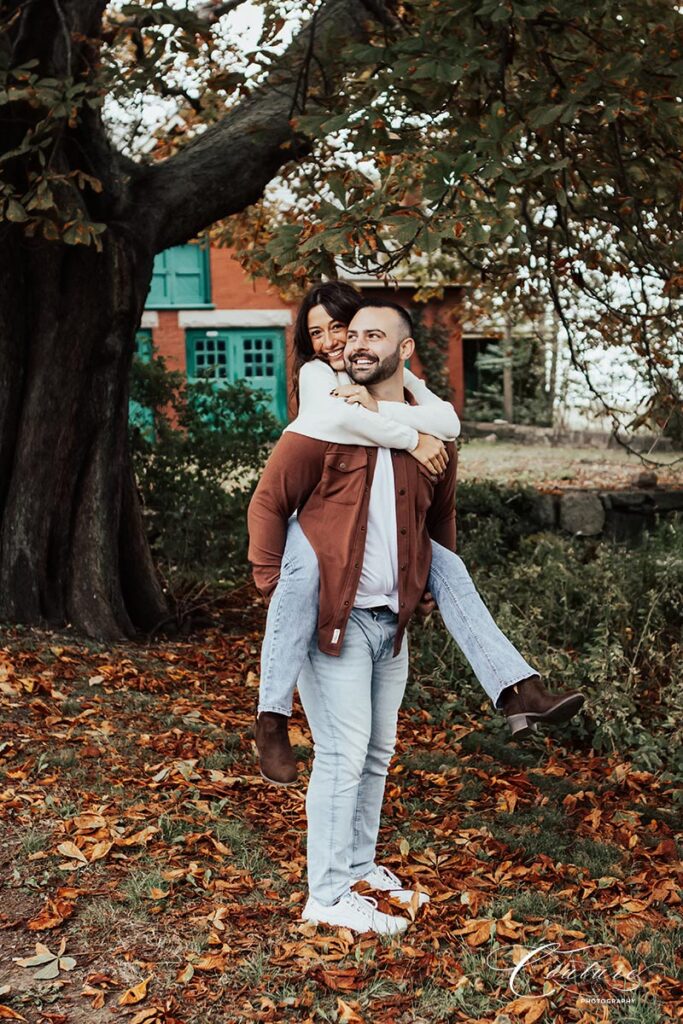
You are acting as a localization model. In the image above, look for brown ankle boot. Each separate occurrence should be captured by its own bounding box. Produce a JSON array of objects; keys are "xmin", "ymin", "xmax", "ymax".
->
[
  {"xmin": 500, "ymin": 676, "xmax": 585, "ymax": 739},
  {"xmin": 255, "ymin": 712, "xmax": 298, "ymax": 786}
]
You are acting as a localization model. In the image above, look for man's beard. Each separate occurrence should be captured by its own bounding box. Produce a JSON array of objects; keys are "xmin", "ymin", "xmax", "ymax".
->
[{"xmin": 346, "ymin": 347, "xmax": 402, "ymax": 385}]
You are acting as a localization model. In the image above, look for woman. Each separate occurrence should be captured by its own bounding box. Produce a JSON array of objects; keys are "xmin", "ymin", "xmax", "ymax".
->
[{"xmin": 254, "ymin": 282, "xmax": 584, "ymax": 788}]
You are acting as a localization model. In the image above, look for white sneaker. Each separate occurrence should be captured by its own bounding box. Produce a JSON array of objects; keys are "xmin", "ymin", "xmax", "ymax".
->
[
  {"xmin": 356, "ymin": 864, "xmax": 430, "ymax": 907},
  {"xmin": 301, "ymin": 889, "xmax": 408, "ymax": 935}
]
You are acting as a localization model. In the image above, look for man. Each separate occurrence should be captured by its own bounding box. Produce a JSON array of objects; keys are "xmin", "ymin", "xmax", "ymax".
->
[{"xmin": 248, "ymin": 300, "xmax": 451, "ymax": 934}]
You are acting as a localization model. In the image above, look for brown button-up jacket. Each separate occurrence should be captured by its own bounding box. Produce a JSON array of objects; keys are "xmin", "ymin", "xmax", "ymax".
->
[{"xmin": 247, "ymin": 432, "xmax": 457, "ymax": 657}]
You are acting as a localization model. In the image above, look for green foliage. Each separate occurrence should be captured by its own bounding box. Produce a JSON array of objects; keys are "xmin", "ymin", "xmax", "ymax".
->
[
  {"xmin": 455, "ymin": 479, "xmax": 542, "ymax": 565},
  {"xmin": 411, "ymin": 505, "xmax": 683, "ymax": 773},
  {"xmin": 466, "ymin": 337, "xmax": 553, "ymax": 426},
  {"xmin": 129, "ymin": 351, "xmax": 280, "ymax": 587},
  {"xmin": 411, "ymin": 309, "xmax": 452, "ymax": 402}
]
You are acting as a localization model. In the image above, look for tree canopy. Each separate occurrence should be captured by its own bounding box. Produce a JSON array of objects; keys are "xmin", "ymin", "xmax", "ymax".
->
[{"xmin": 2, "ymin": 0, "xmax": 682, "ymax": 438}]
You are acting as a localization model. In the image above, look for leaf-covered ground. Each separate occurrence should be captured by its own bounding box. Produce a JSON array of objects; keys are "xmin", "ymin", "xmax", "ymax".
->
[
  {"xmin": 458, "ymin": 441, "xmax": 683, "ymax": 491},
  {"xmin": 0, "ymin": 597, "xmax": 680, "ymax": 1024}
]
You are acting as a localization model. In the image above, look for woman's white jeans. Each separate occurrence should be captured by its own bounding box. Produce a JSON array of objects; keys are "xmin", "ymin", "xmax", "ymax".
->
[
  {"xmin": 297, "ymin": 606, "xmax": 408, "ymax": 905},
  {"xmin": 258, "ymin": 517, "xmax": 538, "ymax": 718}
]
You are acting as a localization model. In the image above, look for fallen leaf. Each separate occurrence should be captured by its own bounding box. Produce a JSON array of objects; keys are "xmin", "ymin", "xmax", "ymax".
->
[
  {"xmin": 56, "ymin": 842, "xmax": 88, "ymax": 865},
  {"xmin": 336, "ymin": 997, "xmax": 366, "ymax": 1023},
  {"xmin": 118, "ymin": 975, "xmax": 152, "ymax": 1006},
  {"xmin": 0, "ymin": 1007, "xmax": 27, "ymax": 1021},
  {"xmin": 27, "ymin": 898, "xmax": 76, "ymax": 931}
]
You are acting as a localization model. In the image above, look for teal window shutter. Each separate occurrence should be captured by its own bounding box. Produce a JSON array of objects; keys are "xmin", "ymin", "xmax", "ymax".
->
[
  {"xmin": 146, "ymin": 242, "xmax": 211, "ymax": 308},
  {"xmin": 186, "ymin": 328, "xmax": 286, "ymax": 423}
]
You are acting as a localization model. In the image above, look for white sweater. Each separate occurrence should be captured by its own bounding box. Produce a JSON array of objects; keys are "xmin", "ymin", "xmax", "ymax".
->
[{"xmin": 284, "ymin": 359, "xmax": 461, "ymax": 449}]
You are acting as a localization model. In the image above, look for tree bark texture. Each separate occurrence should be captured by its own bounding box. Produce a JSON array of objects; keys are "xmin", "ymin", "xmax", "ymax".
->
[{"xmin": 0, "ymin": 228, "xmax": 168, "ymax": 637}]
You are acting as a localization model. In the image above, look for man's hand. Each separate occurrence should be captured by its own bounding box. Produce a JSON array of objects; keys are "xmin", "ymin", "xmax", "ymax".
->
[
  {"xmin": 415, "ymin": 589, "xmax": 436, "ymax": 618},
  {"xmin": 330, "ymin": 383, "xmax": 379, "ymax": 413},
  {"xmin": 409, "ymin": 433, "xmax": 449, "ymax": 476}
]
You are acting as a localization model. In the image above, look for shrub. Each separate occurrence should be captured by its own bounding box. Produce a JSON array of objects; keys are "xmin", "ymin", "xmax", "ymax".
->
[
  {"xmin": 129, "ymin": 352, "xmax": 280, "ymax": 588},
  {"xmin": 411, "ymin": 520, "xmax": 683, "ymax": 772}
]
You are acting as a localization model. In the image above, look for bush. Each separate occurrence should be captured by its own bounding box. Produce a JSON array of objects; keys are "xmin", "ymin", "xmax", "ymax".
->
[
  {"xmin": 129, "ymin": 352, "xmax": 280, "ymax": 588},
  {"xmin": 411, "ymin": 518, "xmax": 683, "ymax": 773}
]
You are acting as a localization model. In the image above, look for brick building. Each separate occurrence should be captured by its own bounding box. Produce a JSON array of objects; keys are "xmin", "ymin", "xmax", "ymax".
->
[{"xmin": 137, "ymin": 241, "xmax": 473, "ymax": 422}]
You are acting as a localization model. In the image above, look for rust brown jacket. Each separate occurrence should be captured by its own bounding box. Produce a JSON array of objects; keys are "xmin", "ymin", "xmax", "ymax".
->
[{"xmin": 247, "ymin": 433, "xmax": 457, "ymax": 657}]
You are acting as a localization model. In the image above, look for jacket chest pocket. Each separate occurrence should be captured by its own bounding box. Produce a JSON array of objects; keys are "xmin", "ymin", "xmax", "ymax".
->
[
  {"xmin": 415, "ymin": 463, "xmax": 437, "ymax": 514},
  {"xmin": 320, "ymin": 450, "xmax": 367, "ymax": 505}
]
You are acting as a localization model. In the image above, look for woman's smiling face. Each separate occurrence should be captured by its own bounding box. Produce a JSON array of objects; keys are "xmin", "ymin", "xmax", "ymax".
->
[{"xmin": 307, "ymin": 304, "xmax": 348, "ymax": 371}]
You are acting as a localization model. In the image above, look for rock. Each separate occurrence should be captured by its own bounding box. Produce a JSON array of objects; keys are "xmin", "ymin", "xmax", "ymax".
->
[
  {"xmin": 652, "ymin": 490, "xmax": 683, "ymax": 512},
  {"xmin": 482, "ymin": 433, "xmax": 498, "ymax": 444},
  {"xmin": 532, "ymin": 493, "xmax": 557, "ymax": 528},
  {"xmin": 609, "ymin": 491, "xmax": 648, "ymax": 509},
  {"xmin": 559, "ymin": 492, "xmax": 606, "ymax": 536},
  {"xmin": 636, "ymin": 471, "xmax": 658, "ymax": 489}
]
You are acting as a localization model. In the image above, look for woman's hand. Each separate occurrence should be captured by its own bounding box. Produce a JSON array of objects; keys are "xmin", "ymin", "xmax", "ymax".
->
[
  {"xmin": 330, "ymin": 384, "xmax": 379, "ymax": 413},
  {"xmin": 410, "ymin": 433, "xmax": 449, "ymax": 476}
]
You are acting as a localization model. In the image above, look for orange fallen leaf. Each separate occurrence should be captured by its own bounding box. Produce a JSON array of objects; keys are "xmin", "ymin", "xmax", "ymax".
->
[
  {"xmin": 452, "ymin": 918, "xmax": 494, "ymax": 947},
  {"xmin": 56, "ymin": 842, "xmax": 88, "ymax": 864},
  {"xmin": 507, "ymin": 995, "xmax": 549, "ymax": 1022},
  {"xmin": 88, "ymin": 841, "xmax": 112, "ymax": 863},
  {"xmin": 118, "ymin": 975, "xmax": 152, "ymax": 1006},
  {"xmin": 129, "ymin": 1008, "xmax": 160, "ymax": 1024},
  {"xmin": 0, "ymin": 1008, "xmax": 27, "ymax": 1021},
  {"xmin": 193, "ymin": 955, "xmax": 226, "ymax": 972},
  {"xmin": 27, "ymin": 898, "xmax": 76, "ymax": 931},
  {"xmin": 147, "ymin": 888, "xmax": 169, "ymax": 900},
  {"xmin": 336, "ymin": 998, "xmax": 366, "ymax": 1023}
]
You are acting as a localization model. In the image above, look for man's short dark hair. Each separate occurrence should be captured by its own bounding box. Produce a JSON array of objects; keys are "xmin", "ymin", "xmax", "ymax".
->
[{"xmin": 355, "ymin": 298, "xmax": 414, "ymax": 339}]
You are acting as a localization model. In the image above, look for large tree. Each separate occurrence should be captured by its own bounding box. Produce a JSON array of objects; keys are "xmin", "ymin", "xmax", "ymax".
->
[
  {"xmin": 0, "ymin": 0, "xmax": 392, "ymax": 639},
  {"xmin": 1, "ymin": 0, "xmax": 681, "ymax": 640}
]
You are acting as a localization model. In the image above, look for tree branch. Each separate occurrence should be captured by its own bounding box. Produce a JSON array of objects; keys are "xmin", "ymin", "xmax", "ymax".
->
[{"xmin": 130, "ymin": 0, "xmax": 388, "ymax": 253}]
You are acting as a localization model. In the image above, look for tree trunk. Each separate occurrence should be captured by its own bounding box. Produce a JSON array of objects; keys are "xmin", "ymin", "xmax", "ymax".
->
[{"xmin": 0, "ymin": 227, "xmax": 169, "ymax": 639}]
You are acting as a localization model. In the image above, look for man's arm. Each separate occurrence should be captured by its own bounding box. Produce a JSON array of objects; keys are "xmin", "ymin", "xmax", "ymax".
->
[
  {"xmin": 375, "ymin": 368, "xmax": 461, "ymax": 441},
  {"xmin": 425, "ymin": 441, "xmax": 457, "ymax": 552},
  {"xmin": 247, "ymin": 433, "xmax": 324, "ymax": 599}
]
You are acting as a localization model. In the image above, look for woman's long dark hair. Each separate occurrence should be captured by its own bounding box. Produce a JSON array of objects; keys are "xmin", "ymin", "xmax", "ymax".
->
[{"xmin": 291, "ymin": 281, "xmax": 363, "ymax": 408}]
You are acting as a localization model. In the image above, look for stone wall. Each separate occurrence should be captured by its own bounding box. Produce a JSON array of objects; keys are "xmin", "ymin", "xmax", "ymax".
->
[{"xmin": 531, "ymin": 488, "xmax": 683, "ymax": 543}]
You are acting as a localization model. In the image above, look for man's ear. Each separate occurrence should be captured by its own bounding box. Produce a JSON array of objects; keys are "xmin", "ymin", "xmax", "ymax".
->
[{"xmin": 400, "ymin": 336, "xmax": 415, "ymax": 361}]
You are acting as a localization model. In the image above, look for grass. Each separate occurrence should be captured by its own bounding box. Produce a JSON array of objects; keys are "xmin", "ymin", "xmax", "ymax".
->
[
  {"xmin": 487, "ymin": 807, "xmax": 623, "ymax": 875},
  {"xmin": 212, "ymin": 819, "xmax": 277, "ymax": 878},
  {"xmin": 120, "ymin": 865, "xmax": 170, "ymax": 909},
  {"xmin": 19, "ymin": 827, "xmax": 52, "ymax": 856}
]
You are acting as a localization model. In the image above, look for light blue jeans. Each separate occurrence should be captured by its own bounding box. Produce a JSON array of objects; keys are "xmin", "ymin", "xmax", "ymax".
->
[
  {"xmin": 258, "ymin": 517, "xmax": 538, "ymax": 717},
  {"xmin": 297, "ymin": 607, "xmax": 408, "ymax": 904}
]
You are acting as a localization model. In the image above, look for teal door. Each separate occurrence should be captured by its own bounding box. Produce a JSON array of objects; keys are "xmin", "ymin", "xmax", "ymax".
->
[{"xmin": 185, "ymin": 328, "xmax": 286, "ymax": 423}]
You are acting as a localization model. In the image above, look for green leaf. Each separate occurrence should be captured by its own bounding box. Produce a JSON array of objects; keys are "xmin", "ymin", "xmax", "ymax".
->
[{"xmin": 529, "ymin": 105, "xmax": 567, "ymax": 128}]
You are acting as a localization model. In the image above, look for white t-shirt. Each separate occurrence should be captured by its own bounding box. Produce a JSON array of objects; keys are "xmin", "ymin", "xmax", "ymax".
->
[{"xmin": 354, "ymin": 448, "xmax": 399, "ymax": 612}]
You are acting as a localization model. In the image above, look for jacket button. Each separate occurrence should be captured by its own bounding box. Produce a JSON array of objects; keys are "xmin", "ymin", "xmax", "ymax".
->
[
  {"xmin": 400, "ymin": 602, "xmax": 405, "ymax": 608},
  {"xmin": 399, "ymin": 488, "xmax": 406, "ymax": 495},
  {"xmin": 339, "ymin": 462, "xmax": 346, "ymax": 469},
  {"xmin": 401, "ymin": 564, "xmax": 407, "ymax": 571},
  {"xmin": 400, "ymin": 527, "xmax": 407, "ymax": 535},
  {"xmin": 354, "ymin": 562, "xmax": 359, "ymax": 568},
  {"xmin": 360, "ymin": 526, "xmax": 366, "ymax": 532},
  {"xmin": 344, "ymin": 600, "xmax": 349, "ymax": 606}
]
